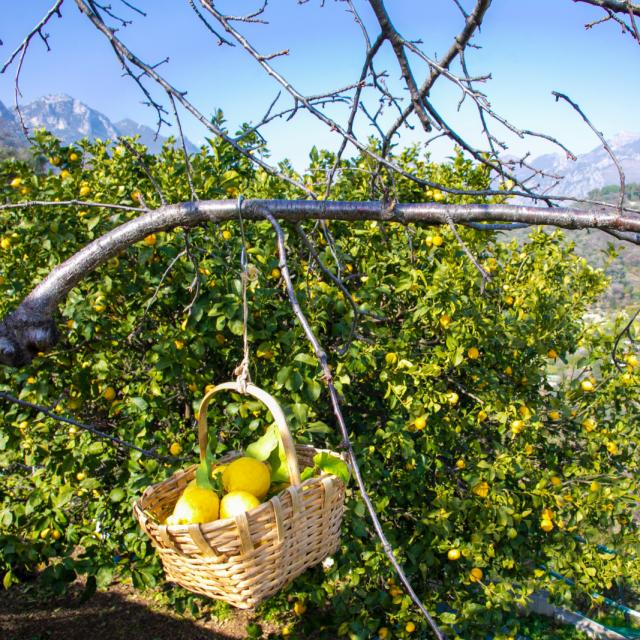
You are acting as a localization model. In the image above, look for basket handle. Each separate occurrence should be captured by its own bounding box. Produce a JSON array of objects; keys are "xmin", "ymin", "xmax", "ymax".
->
[{"xmin": 196, "ymin": 381, "xmax": 302, "ymax": 486}]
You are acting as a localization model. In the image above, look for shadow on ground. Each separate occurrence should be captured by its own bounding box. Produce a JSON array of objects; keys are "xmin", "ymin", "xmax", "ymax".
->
[{"xmin": 0, "ymin": 582, "xmax": 255, "ymax": 640}]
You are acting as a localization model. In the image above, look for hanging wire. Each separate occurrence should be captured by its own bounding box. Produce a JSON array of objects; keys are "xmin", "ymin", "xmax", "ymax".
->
[{"xmin": 232, "ymin": 195, "xmax": 251, "ymax": 393}]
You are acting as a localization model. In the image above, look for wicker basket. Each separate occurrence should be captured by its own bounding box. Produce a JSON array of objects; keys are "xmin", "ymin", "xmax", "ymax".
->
[{"xmin": 133, "ymin": 381, "xmax": 345, "ymax": 609}]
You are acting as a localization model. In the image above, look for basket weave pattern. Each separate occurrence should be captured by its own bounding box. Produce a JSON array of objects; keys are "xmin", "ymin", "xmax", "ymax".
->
[{"xmin": 133, "ymin": 383, "xmax": 345, "ymax": 609}]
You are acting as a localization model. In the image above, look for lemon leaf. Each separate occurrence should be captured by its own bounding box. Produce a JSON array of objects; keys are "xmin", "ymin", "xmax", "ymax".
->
[
  {"xmin": 246, "ymin": 423, "xmax": 279, "ymax": 461},
  {"xmin": 313, "ymin": 452, "xmax": 350, "ymax": 484},
  {"xmin": 195, "ymin": 456, "xmax": 214, "ymax": 491}
]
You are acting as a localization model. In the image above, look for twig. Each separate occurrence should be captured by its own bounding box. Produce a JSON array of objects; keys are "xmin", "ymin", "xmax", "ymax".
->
[{"xmin": 260, "ymin": 205, "xmax": 445, "ymax": 640}]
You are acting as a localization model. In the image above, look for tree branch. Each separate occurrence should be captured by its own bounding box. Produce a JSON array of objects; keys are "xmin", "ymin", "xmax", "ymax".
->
[{"xmin": 1, "ymin": 198, "xmax": 640, "ymax": 368}]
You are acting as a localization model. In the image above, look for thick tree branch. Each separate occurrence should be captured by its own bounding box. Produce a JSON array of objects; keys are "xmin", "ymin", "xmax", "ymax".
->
[{"xmin": 1, "ymin": 198, "xmax": 640, "ymax": 368}]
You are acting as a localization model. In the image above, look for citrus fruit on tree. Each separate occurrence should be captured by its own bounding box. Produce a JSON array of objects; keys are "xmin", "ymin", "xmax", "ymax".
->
[
  {"xmin": 222, "ymin": 456, "xmax": 270, "ymax": 499},
  {"xmin": 219, "ymin": 490, "xmax": 261, "ymax": 519}
]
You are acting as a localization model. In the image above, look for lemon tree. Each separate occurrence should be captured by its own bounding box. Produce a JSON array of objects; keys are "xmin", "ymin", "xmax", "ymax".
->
[{"xmin": 0, "ymin": 129, "xmax": 639, "ymax": 638}]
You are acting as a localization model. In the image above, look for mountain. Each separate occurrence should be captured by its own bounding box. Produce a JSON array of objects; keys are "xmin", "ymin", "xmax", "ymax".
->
[
  {"xmin": 0, "ymin": 94, "xmax": 197, "ymax": 154},
  {"xmin": 519, "ymin": 132, "xmax": 640, "ymax": 198}
]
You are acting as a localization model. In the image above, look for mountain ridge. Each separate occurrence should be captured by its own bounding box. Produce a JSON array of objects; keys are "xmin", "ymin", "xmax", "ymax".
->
[{"xmin": 0, "ymin": 94, "xmax": 197, "ymax": 154}]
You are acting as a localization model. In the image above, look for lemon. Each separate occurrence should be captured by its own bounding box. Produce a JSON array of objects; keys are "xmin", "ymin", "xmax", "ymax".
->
[
  {"xmin": 447, "ymin": 548, "xmax": 461, "ymax": 561},
  {"xmin": 222, "ymin": 457, "xmax": 270, "ymax": 499},
  {"xmin": 219, "ymin": 490, "xmax": 261, "ymax": 519},
  {"xmin": 547, "ymin": 348, "xmax": 558, "ymax": 359},
  {"xmin": 143, "ymin": 234, "xmax": 157, "ymax": 246},
  {"xmin": 167, "ymin": 482, "xmax": 219, "ymax": 525},
  {"xmin": 467, "ymin": 346, "xmax": 480, "ymax": 360},
  {"xmin": 413, "ymin": 416, "xmax": 427, "ymax": 430},
  {"xmin": 540, "ymin": 518, "xmax": 553, "ymax": 532},
  {"xmin": 469, "ymin": 567, "xmax": 483, "ymax": 582},
  {"xmin": 405, "ymin": 621, "xmax": 416, "ymax": 633},
  {"xmin": 169, "ymin": 442, "xmax": 182, "ymax": 456},
  {"xmin": 103, "ymin": 387, "xmax": 116, "ymax": 402}
]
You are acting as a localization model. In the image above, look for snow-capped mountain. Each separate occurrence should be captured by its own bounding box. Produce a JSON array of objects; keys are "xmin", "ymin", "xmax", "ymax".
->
[
  {"xmin": 0, "ymin": 94, "xmax": 196, "ymax": 154},
  {"xmin": 517, "ymin": 132, "xmax": 640, "ymax": 198}
]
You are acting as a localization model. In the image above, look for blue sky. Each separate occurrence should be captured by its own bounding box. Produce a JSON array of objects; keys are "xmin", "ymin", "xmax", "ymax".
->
[{"xmin": 1, "ymin": 1, "xmax": 638, "ymax": 167}]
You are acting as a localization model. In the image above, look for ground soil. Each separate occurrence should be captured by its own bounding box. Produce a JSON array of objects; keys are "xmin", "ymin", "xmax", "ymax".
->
[{"xmin": 0, "ymin": 579, "xmax": 280, "ymax": 640}]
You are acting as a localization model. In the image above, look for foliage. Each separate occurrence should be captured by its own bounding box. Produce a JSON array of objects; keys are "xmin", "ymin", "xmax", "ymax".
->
[{"xmin": 1, "ymin": 127, "xmax": 639, "ymax": 639}]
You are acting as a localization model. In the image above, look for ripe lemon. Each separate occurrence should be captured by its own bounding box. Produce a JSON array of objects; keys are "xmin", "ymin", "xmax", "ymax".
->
[
  {"xmin": 581, "ymin": 379, "xmax": 595, "ymax": 392},
  {"xmin": 547, "ymin": 349, "xmax": 558, "ymax": 359},
  {"xmin": 378, "ymin": 628, "xmax": 390, "ymax": 639},
  {"xmin": 167, "ymin": 482, "xmax": 219, "ymax": 525},
  {"xmin": 169, "ymin": 442, "xmax": 182, "ymax": 456},
  {"xmin": 143, "ymin": 234, "xmax": 157, "ymax": 246},
  {"xmin": 385, "ymin": 352, "xmax": 398, "ymax": 365},
  {"xmin": 469, "ymin": 567, "xmax": 483, "ymax": 582},
  {"xmin": 473, "ymin": 481, "xmax": 490, "ymax": 498},
  {"xmin": 413, "ymin": 416, "xmax": 427, "ymax": 430},
  {"xmin": 447, "ymin": 548, "xmax": 461, "ymax": 561},
  {"xmin": 548, "ymin": 410, "xmax": 561, "ymax": 421},
  {"xmin": 219, "ymin": 490, "xmax": 261, "ymax": 519},
  {"xmin": 540, "ymin": 518, "xmax": 553, "ymax": 532},
  {"xmin": 431, "ymin": 235, "xmax": 443, "ymax": 247},
  {"xmin": 271, "ymin": 267, "xmax": 281, "ymax": 279},
  {"xmin": 439, "ymin": 314, "xmax": 452, "ymax": 328},
  {"xmin": 582, "ymin": 417, "xmax": 596, "ymax": 432},
  {"xmin": 103, "ymin": 387, "xmax": 116, "ymax": 402},
  {"xmin": 293, "ymin": 600, "xmax": 307, "ymax": 616},
  {"xmin": 10, "ymin": 177, "xmax": 22, "ymax": 188},
  {"xmin": 69, "ymin": 152, "xmax": 79, "ymax": 162},
  {"xmin": 222, "ymin": 229, "xmax": 232, "ymax": 241},
  {"xmin": 467, "ymin": 347, "xmax": 480, "ymax": 360},
  {"xmin": 79, "ymin": 185, "xmax": 91, "ymax": 197},
  {"xmin": 455, "ymin": 459, "xmax": 465, "ymax": 470},
  {"xmin": 222, "ymin": 457, "xmax": 270, "ymax": 499},
  {"xmin": 405, "ymin": 621, "xmax": 416, "ymax": 633}
]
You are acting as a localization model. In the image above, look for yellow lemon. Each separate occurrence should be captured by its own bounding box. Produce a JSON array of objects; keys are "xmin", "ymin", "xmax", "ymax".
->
[
  {"xmin": 540, "ymin": 519, "xmax": 553, "ymax": 532},
  {"xmin": 431, "ymin": 235, "xmax": 443, "ymax": 247},
  {"xmin": 477, "ymin": 410, "xmax": 488, "ymax": 422},
  {"xmin": 219, "ymin": 490, "xmax": 261, "ymax": 519},
  {"xmin": 60, "ymin": 169, "xmax": 71, "ymax": 180},
  {"xmin": 547, "ymin": 349, "xmax": 558, "ymax": 359},
  {"xmin": 581, "ymin": 379, "xmax": 595, "ymax": 392},
  {"xmin": 405, "ymin": 621, "xmax": 416, "ymax": 633},
  {"xmin": 169, "ymin": 442, "xmax": 182, "ymax": 456},
  {"xmin": 447, "ymin": 548, "xmax": 461, "ymax": 561},
  {"xmin": 582, "ymin": 418, "xmax": 596, "ymax": 432},
  {"xmin": 103, "ymin": 387, "xmax": 116, "ymax": 402},
  {"xmin": 473, "ymin": 481, "xmax": 489, "ymax": 498},
  {"xmin": 10, "ymin": 177, "xmax": 22, "ymax": 188},
  {"xmin": 69, "ymin": 152, "xmax": 79, "ymax": 162},
  {"xmin": 469, "ymin": 567, "xmax": 483, "ymax": 582},
  {"xmin": 222, "ymin": 229, "xmax": 232, "ymax": 241},
  {"xmin": 467, "ymin": 346, "xmax": 480, "ymax": 360},
  {"xmin": 385, "ymin": 352, "xmax": 398, "ymax": 365},
  {"xmin": 293, "ymin": 601, "xmax": 307, "ymax": 616},
  {"xmin": 143, "ymin": 234, "xmax": 157, "ymax": 246},
  {"xmin": 511, "ymin": 419, "xmax": 525, "ymax": 435},
  {"xmin": 378, "ymin": 628, "xmax": 390, "ymax": 639},
  {"xmin": 455, "ymin": 458, "xmax": 465, "ymax": 470},
  {"xmin": 168, "ymin": 483, "xmax": 219, "ymax": 525},
  {"xmin": 548, "ymin": 410, "xmax": 561, "ymax": 421},
  {"xmin": 222, "ymin": 457, "xmax": 271, "ymax": 498},
  {"xmin": 413, "ymin": 416, "xmax": 427, "ymax": 431},
  {"xmin": 504, "ymin": 366, "xmax": 513, "ymax": 376},
  {"xmin": 606, "ymin": 441, "xmax": 619, "ymax": 455},
  {"xmin": 439, "ymin": 314, "xmax": 452, "ymax": 328},
  {"xmin": 79, "ymin": 185, "xmax": 91, "ymax": 197},
  {"xmin": 271, "ymin": 267, "xmax": 281, "ymax": 279},
  {"xmin": 0, "ymin": 237, "xmax": 12, "ymax": 250}
]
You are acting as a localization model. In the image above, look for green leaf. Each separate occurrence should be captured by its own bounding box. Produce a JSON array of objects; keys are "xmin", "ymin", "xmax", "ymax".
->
[
  {"xmin": 300, "ymin": 466, "xmax": 315, "ymax": 481},
  {"xmin": 246, "ymin": 423, "xmax": 279, "ymax": 461},
  {"xmin": 268, "ymin": 443, "xmax": 290, "ymax": 483},
  {"xmin": 195, "ymin": 457, "xmax": 214, "ymax": 491},
  {"xmin": 313, "ymin": 452, "xmax": 350, "ymax": 484}
]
